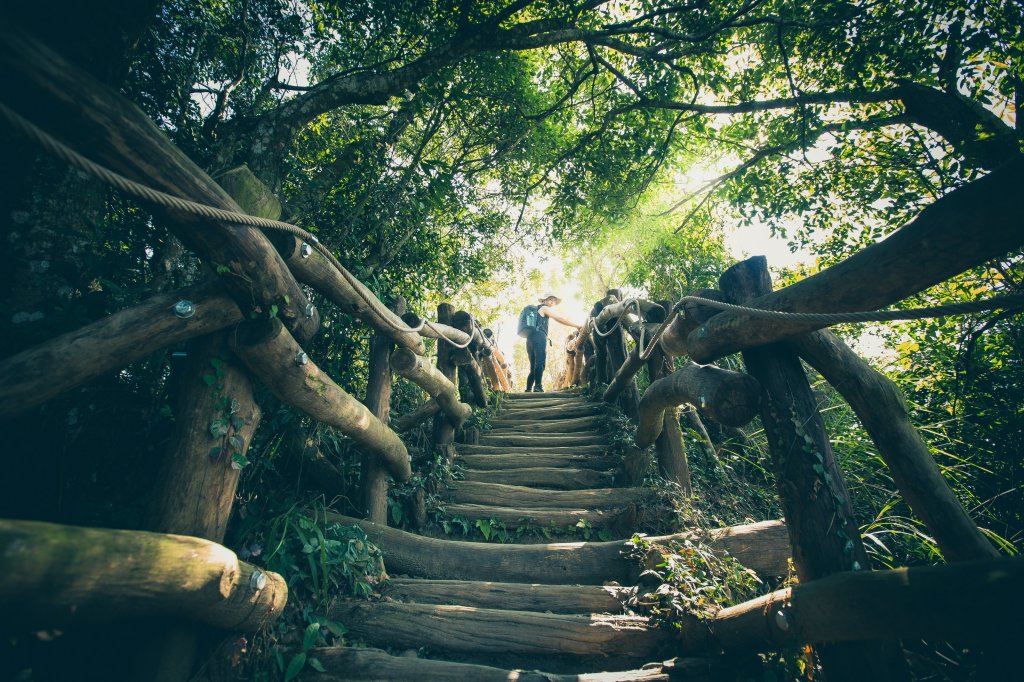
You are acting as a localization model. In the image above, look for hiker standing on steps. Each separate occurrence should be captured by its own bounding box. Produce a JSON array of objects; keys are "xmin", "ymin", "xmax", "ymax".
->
[{"xmin": 518, "ymin": 294, "xmax": 581, "ymax": 392}]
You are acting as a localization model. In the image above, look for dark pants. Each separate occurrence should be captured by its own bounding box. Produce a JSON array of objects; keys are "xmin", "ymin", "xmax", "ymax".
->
[{"xmin": 525, "ymin": 331, "xmax": 547, "ymax": 391}]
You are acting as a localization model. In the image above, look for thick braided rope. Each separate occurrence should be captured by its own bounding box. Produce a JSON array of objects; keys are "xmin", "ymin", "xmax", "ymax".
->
[
  {"xmin": 593, "ymin": 298, "xmax": 640, "ymax": 338},
  {"xmin": 0, "ymin": 101, "xmax": 475, "ymax": 348},
  {"xmin": 680, "ymin": 294, "xmax": 1024, "ymax": 324}
]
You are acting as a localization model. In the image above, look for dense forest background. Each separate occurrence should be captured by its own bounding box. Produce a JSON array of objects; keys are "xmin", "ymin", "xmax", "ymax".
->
[{"xmin": 1, "ymin": 0, "xmax": 1021, "ymax": 679}]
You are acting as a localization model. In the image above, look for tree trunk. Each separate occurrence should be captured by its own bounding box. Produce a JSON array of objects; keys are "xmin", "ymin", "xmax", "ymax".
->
[
  {"xmin": 230, "ymin": 318, "xmax": 411, "ymax": 481},
  {"xmin": 361, "ymin": 298, "xmax": 405, "ymax": 523},
  {"xmin": 687, "ymin": 159, "xmax": 1024, "ymax": 362},
  {"xmin": 603, "ymin": 324, "xmax": 640, "ymax": 420},
  {"xmin": 0, "ymin": 519, "xmax": 286, "ymax": 631},
  {"xmin": 720, "ymin": 256, "xmax": 908, "ymax": 682}
]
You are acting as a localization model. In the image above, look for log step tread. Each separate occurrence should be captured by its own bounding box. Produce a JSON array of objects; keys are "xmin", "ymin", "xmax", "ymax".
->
[
  {"xmin": 461, "ymin": 467, "xmax": 617, "ymax": 490},
  {"xmin": 332, "ymin": 601, "xmax": 674, "ymax": 659},
  {"xmin": 384, "ymin": 578, "xmax": 631, "ymax": 613},
  {"xmin": 458, "ymin": 443, "xmax": 609, "ymax": 456},
  {"xmin": 307, "ymin": 646, "xmax": 683, "ymax": 681},
  {"xmin": 459, "ymin": 452, "xmax": 616, "ymax": 470},
  {"xmin": 448, "ymin": 480, "xmax": 652, "ymax": 509},
  {"xmin": 444, "ymin": 503, "xmax": 630, "ymax": 529},
  {"xmin": 479, "ymin": 434, "xmax": 608, "ymax": 447}
]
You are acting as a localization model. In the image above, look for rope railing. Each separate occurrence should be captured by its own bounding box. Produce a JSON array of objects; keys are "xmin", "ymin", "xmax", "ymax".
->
[{"xmin": 0, "ymin": 101, "xmax": 474, "ymax": 350}]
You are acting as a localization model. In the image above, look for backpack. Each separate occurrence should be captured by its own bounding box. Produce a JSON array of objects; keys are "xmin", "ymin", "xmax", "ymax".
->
[{"xmin": 517, "ymin": 305, "xmax": 540, "ymax": 338}]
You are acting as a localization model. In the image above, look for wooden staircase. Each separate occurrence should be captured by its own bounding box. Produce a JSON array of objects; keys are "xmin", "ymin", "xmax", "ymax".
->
[{"xmin": 314, "ymin": 392, "xmax": 788, "ymax": 680}]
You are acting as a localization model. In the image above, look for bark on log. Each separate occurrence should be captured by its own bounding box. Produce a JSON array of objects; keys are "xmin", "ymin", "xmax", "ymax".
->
[
  {"xmin": 149, "ymin": 335, "xmax": 260, "ymax": 541},
  {"xmin": 332, "ymin": 601, "xmax": 673, "ymax": 659},
  {"xmin": 458, "ymin": 452, "xmax": 616, "ymax": 470},
  {"xmin": 488, "ymin": 414, "xmax": 604, "ymax": 432},
  {"xmin": 385, "ymin": 578, "xmax": 630, "ymax": 614},
  {"xmin": 792, "ymin": 330, "xmax": 998, "ymax": 561},
  {"xmin": 307, "ymin": 646, "xmax": 682, "ymax": 682},
  {"xmin": 0, "ymin": 29, "xmax": 317, "ymax": 341},
  {"xmin": 658, "ymin": 290, "xmax": 725, "ymax": 357},
  {"xmin": 361, "ymin": 298, "xmax": 404, "ymax": 524},
  {"xmin": 635, "ymin": 362, "xmax": 761, "ymax": 449},
  {"xmin": 0, "ymin": 284, "xmax": 241, "ymax": 418},
  {"xmin": 230, "ymin": 318, "xmax": 411, "ymax": 481},
  {"xmin": 498, "ymin": 404, "xmax": 599, "ymax": 420},
  {"xmin": 707, "ymin": 557, "xmax": 1023, "ymax": 652},
  {"xmin": 646, "ymin": 344, "xmax": 692, "ymax": 494},
  {"xmin": 603, "ymin": 324, "xmax": 640, "ymax": 420},
  {"xmin": 0, "ymin": 519, "xmax": 286, "ymax": 631},
  {"xmin": 461, "ymin": 467, "xmax": 615, "ymax": 490},
  {"xmin": 432, "ymin": 303, "xmax": 459, "ymax": 450},
  {"xmin": 686, "ymin": 159, "xmax": 1024, "ymax": 362},
  {"xmin": 443, "ymin": 503, "xmax": 630, "ymax": 529},
  {"xmin": 447, "ymin": 481, "xmax": 651, "ymax": 510},
  {"xmin": 392, "ymin": 399, "xmax": 440, "ymax": 433},
  {"xmin": 721, "ymin": 257, "xmax": 908, "ymax": 682},
  {"xmin": 327, "ymin": 513, "xmax": 791, "ymax": 582},
  {"xmin": 478, "ymin": 433, "xmax": 606, "ymax": 448},
  {"xmin": 458, "ymin": 443, "xmax": 608, "ymax": 456},
  {"xmin": 391, "ymin": 348, "xmax": 472, "ymax": 428},
  {"xmin": 273, "ymin": 234, "xmax": 423, "ymax": 353},
  {"xmin": 458, "ymin": 358, "xmax": 489, "ymax": 408}
]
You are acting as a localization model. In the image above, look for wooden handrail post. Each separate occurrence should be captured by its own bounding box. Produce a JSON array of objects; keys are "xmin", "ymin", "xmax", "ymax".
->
[
  {"xmin": 432, "ymin": 303, "xmax": 459, "ymax": 461},
  {"xmin": 721, "ymin": 256, "xmax": 909, "ymax": 681},
  {"xmin": 362, "ymin": 297, "xmax": 406, "ymax": 524},
  {"xmin": 644, "ymin": 343, "xmax": 692, "ymax": 494}
]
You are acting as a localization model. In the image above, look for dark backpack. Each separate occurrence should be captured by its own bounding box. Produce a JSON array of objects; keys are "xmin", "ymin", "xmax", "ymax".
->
[{"xmin": 517, "ymin": 305, "xmax": 540, "ymax": 338}]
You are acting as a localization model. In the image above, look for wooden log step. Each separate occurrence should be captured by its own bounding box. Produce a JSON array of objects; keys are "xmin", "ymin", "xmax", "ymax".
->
[
  {"xmin": 459, "ymin": 452, "xmax": 615, "ymax": 470},
  {"xmin": 479, "ymin": 433, "xmax": 607, "ymax": 448},
  {"xmin": 444, "ymin": 503, "xmax": 630, "ymax": 530},
  {"xmin": 448, "ymin": 481, "xmax": 651, "ymax": 509},
  {"xmin": 506, "ymin": 391, "xmax": 579, "ymax": 399},
  {"xmin": 499, "ymin": 404, "xmax": 600, "ymax": 419},
  {"xmin": 384, "ymin": 578, "xmax": 630, "ymax": 614},
  {"xmin": 331, "ymin": 602, "xmax": 674, "ymax": 660},
  {"xmin": 489, "ymin": 415, "xmax": 605, "ymax": 433},
  {"xmin": 461, "ymin": 467, "xmax": 616, "ymax": 490},
  {"xmin": 327, "ymin": 512, "xmax": 791, "ymax": 582},
  {"xmin": 458, "ymin": 443, "xmax": 609, "ymax": 456},
  {"xmin": 306, "ymin": 646, "xmax": 690, "ymax": 681}
]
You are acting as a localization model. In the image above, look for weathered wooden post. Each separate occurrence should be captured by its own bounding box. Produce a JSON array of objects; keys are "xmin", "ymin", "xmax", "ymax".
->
[
  {"xmin": 432, "ymin": 303, "xmax": 459, "ymax": 461},
  {"xmin": 362, "ymin": 297, "xmax": 405, "ymax": 524},
  {"xmin": 720, "ymin": 256, "xmax": 908, "ymax": 681},
  {"xmin": 645, "ymin": 343, "xmax": 692, "ymax": 494}
]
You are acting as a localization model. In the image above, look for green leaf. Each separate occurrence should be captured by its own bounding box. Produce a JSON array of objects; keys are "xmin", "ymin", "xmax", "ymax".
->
[
  {"xmin": 229, "ymin": 434, "xmax": 245, "ymax": 450},
  {"xmin": 303, "ymin": 622, "xmax": 321, "ymax": 650},
  {"xmin": 269, "ymin": 304, "xmax": 279, "ymax": 318},
  {"xmin": 230, "ymin": 452, "xmax": 249, "ymax": 470},
  {"xmin": 476, "ymin": 518, "xmax": 492, "ymax": 541},
  {"xmin": 202, "ymin": 374, "xmax": 217, "ymax": 387},
  {"xmin": 308, "ymin": 658, "xmax": 326, "ymax": 673},
  {"xmin": 210, "ymin": 418, "xmax": 229, "ymax": 438},
  {"xmin": 231, "ymin": 415, "xmax": 246, "ymax": 430},
  {"xmin": 283, "ymin": 652, "xmax": 306, "ymax": 682}
]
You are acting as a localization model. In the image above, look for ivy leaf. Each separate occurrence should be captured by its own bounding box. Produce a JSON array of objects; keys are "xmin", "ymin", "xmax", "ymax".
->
[
  {"xmin": 230, "ymin": 452, "xmax": 249, "ymax": 470},
  {"xmin": 202, "ymin": 374, "xmax": 217, "ymax": 387},
  {"xmin": 231, "ymin": 415, "xmax": 246, "ymax": 431},
  {"xmin": 307, "ymin": 657, "xmax": 326, "ymax": 673},
  {"xmin": 210, "ymin": 418, "xmax": 229, "ymax": 438},
  {"xmin": 230, "ymin": 398, "xmax": 241, "ymax": 414},
  {"xmin": 229, "ymin": 434, "xmax": 245, "ymax": 450}
]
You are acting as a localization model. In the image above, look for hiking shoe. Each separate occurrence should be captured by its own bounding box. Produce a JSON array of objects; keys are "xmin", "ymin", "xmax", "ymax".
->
[{"xmin": 533, "ymin": 386, "xmax": 544, "ymax": 392}]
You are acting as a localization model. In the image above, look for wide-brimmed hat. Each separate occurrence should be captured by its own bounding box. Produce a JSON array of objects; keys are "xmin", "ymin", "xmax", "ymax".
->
[{"xmin": 539, "ymin": 294, "xmax": 562, "ymax": 304}]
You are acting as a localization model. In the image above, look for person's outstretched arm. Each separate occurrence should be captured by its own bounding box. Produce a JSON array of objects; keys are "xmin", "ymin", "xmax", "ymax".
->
[{"xmin": 539, "ymin": 306, "xmax": 582, "ymax": 328}]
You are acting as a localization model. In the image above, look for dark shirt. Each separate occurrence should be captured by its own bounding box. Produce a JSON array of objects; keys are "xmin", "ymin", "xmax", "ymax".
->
[{"xmin": 534, "ymin": 309, "xmax": 550, "ymax": 338}]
